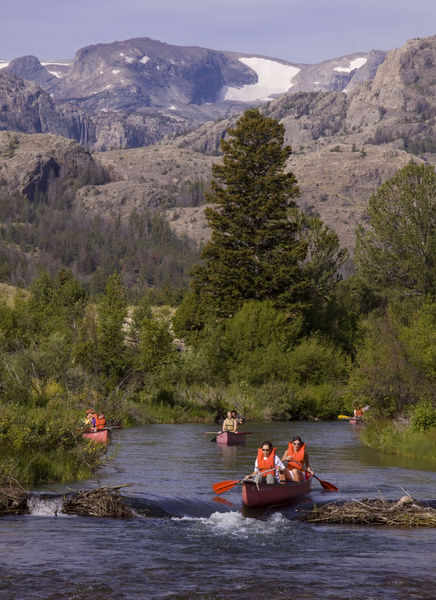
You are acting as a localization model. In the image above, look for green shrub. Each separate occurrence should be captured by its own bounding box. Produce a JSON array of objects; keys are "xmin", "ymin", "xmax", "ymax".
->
[
  {"xmin": 228, "ymin": 343, "xmax": 292, "ymax": 385},
  {"xmin": 294, "ymin": 383, "xmax": 343, "ymax": 419},
  {"xmin": 287, "ymin": 335, "xmax": 350, "ymax": 386},
  {"xmin": 347, "ymin": 300, "xmax": 435, "ymax": 416},
  {"xmin": 410, "ymin": 400, "xmax": 436, "ymax": 432}
]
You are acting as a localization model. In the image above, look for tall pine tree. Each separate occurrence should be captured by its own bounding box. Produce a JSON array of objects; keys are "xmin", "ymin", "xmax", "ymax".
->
[
  {"xmin": 191, "ymin": 108, "xmax": 308, "ymax": 317},
  {"xmin": 355, "ymin": 163, "xmax": 436, "ymax": 297}
]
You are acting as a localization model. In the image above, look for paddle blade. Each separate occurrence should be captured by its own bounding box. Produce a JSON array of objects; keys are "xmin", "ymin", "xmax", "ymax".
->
[
  {"xmin": 212, "ymin": 479, "xmax": 240, "ymax": 494},
  {"xmin": 338, "ymin": 415, "xmax": 352, "ymax": 420},
  {"xmin": 313, "ymin": 475, "xmax": 339, "ymax": 492}
]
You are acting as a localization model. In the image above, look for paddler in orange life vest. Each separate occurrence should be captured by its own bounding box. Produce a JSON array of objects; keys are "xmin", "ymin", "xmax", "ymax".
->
[
  {"xmin": 281, "ymin": 436, "xmax": 313, "ymax": 482},
  {"xmin": 95, "ymin": 412, "xmax": 106, "ymax": 431},
  {"xmin": 354, "ymin": 407, "xmax": 364, "ymax": 420},
  {"xmin": 244, "ymin": 441, "xmax": 286, "ymax": 485}
]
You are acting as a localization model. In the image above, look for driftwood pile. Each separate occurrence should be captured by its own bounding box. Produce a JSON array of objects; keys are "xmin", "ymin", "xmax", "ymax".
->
[
  {"xmin": 0, "ymin": 478, "xmax": 29, "ymax": 515},
  {"xmin": 301, "ymin": 496, "xmax": 436, "ymax": 527},
  {"xmin": 62, "ymin": 485, "xmax": 135, "ymax": 518}
]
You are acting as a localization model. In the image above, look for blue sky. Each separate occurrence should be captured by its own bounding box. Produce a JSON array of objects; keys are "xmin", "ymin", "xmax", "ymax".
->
[{"xmin": 1, "ymin": 0, "xmax": 435, "ymax": 63}]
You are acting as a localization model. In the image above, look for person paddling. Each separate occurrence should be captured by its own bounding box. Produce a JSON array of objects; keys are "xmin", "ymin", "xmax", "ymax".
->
[
  {"xmin": 353, "ymin": 406, "xmax": 364, "ymax": 420},
  {"xmin": 281, "ymin": 436, "xmax": 313, "ymax": 482},
  {"xmin": 220, "ymin": 411, "xmax": 238, "ymax": 434},
  {"xmin": 95, "ymin": 412, "xmax": 106, "ymax": 431},
  {"xmin": 244, "ymin": 441, "xmax": 286, "ymax": 485},
  {"xmin": 231, "ymin": 409, "xmax": 244, "ymax": 425},
  {"xmin": 84, "ymin": 409, "xmax": 97, "ymax": 430}
]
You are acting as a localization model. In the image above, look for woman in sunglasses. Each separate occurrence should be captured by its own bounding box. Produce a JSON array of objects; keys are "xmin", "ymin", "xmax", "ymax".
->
[
  {"xmin": 282, "ymin": 436, "xmax": 313, "ymax": 482},
  {"xmin": 244, "ymin": 441, "xmax": 286, "ymax": 485}
]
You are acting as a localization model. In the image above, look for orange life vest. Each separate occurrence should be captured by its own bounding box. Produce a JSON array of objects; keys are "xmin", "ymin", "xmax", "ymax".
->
[
  {"xmin": 95, "ymin": 416, "xmax": 106, "ymax": 430},
  {"xmin": 256, "ymin": 447, "xmax": 277, "ymax": 477},
  {"xmin": 286, "ymin": 442, "xmax": 307, "ymax": 469},
  {"xmin": 355, "ymin": 408, "xmax": 364, "ymax": 418}
]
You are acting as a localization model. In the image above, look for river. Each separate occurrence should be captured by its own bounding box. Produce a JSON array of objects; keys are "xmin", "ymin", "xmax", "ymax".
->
[{"xmin": 1, "ymin": 421, "xmax": 435, "ymax": 599}]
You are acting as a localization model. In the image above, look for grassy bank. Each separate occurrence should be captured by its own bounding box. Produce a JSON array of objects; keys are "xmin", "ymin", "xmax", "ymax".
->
[
  {"xmin": 0, "ymin": 446, "xmax": 105, "ymax": 487},
  {"xmin": 359, "ymin": 420, "xmax": 436, "ymax": 462}
]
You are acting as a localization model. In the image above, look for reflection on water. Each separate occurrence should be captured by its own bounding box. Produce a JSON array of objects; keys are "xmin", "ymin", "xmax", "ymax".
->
[{"xmin": 1, "ymin": 421, "xmax": 435, "ymax": 600}]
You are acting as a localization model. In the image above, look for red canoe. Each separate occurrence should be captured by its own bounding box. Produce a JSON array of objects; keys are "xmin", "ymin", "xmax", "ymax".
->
[
  {"xmin": 349, "ymin": 417, "xmax": 363, "ymax": 425},
  {"xmin": 216, "ymin": 431, "xmax": 251, "ymax": 446},
  {"xmin": 82, "ymin": 429, "xmax": 112, "ymax": 443},
  {"xmin": 242, "ymin": 475, "xmax": 313, "ymax": 507}
]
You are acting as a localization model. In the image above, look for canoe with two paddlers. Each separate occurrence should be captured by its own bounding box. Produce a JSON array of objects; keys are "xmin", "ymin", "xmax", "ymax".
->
[
  {"xmin": 241, "ymin": 475, "xmax": 313, "ymax": 507},
  {"xmin": 82, "ymin": 428, "xmax": 112, "ymax": 443},
  {"xmin": 216, "ymin": 431, "xmax": 252, "ymax": 446}
]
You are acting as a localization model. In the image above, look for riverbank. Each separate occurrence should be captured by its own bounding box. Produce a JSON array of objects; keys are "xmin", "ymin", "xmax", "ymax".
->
[{"xmin": 359, "ymin": 420, "xmax": 436, "ymax": 462}]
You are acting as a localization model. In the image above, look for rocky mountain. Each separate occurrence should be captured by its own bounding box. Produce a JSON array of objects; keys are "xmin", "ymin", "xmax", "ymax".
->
[
  {"xmin": 0, "ymin": 70, "xmax": 196, "ymax": 151},
  {"xmin": 1, "ymin": 36, "xmax": 386, "ymax": 148},
  {"xmin": 3, "ymin": 37, "xmax": 385, "ymax": 111},
  {"xmin": 161, "ymin": 35, "xmax": 436, "ymax": 250},
  {"xmin": 0, "ymin": 35, "xmax": 434, "ymax": 263}
]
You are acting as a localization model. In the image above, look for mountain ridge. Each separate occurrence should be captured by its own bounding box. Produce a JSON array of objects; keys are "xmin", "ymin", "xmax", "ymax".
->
[
  {"xmin": 0, "ymin": 34, "xmax": 434, "ymax": 282},
  {"xmin": 1, "ymin": 35, "xmax": 386, "ymax": 141}
]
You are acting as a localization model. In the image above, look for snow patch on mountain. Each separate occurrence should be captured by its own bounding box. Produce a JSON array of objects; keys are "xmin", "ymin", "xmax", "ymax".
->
[
  {"xmin": 224, "ymin": 57, "xmax": 300, "ymax": 102},
  {"xmin": 0, "ymin": 61, "xmax": 10, "ymax": 70},
  {"xmin": 41, "ymin": 61, "xmax": 73, "ymax": 67},
  {"xmin": 334, "ymin": 57, "xmax": 367, "ymax": 72}
]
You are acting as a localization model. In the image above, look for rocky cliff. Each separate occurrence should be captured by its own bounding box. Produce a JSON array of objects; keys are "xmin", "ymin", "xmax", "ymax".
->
[{"xmin": 0, "ymin": 131, "xmax": 109, "ymax": 200}]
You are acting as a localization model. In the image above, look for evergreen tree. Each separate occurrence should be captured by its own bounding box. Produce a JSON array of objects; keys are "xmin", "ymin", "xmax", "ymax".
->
[
  {"xmin": 191, "ymin": 108, "xmax": 308, "ymax": 317},
  {"xmin": 297, "ymin": 212, "xmax": 348, "ymax": 332},
  {"xmin": 355, "ymin": 163, "xmax": 436, "ymax": 297},
  {"xmin": 96, "ymin": 273, "xmax": 127, "ymax": 382}
]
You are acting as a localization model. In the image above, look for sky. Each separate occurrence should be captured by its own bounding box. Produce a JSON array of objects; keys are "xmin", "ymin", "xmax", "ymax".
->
[{"xmin": 1, "ymin": 0, "xmax": 435, "ymax": 63}]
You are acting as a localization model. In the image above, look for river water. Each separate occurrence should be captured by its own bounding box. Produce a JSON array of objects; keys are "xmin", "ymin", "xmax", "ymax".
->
[{"xmin": 1, "ymin": 421, "xmax": 435, "ymax": 599}]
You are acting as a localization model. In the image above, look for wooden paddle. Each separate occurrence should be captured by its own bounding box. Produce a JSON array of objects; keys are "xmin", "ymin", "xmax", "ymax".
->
[{"xmin": 286, "ymin": 459, "xmax": 339, "ymax": 492}]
